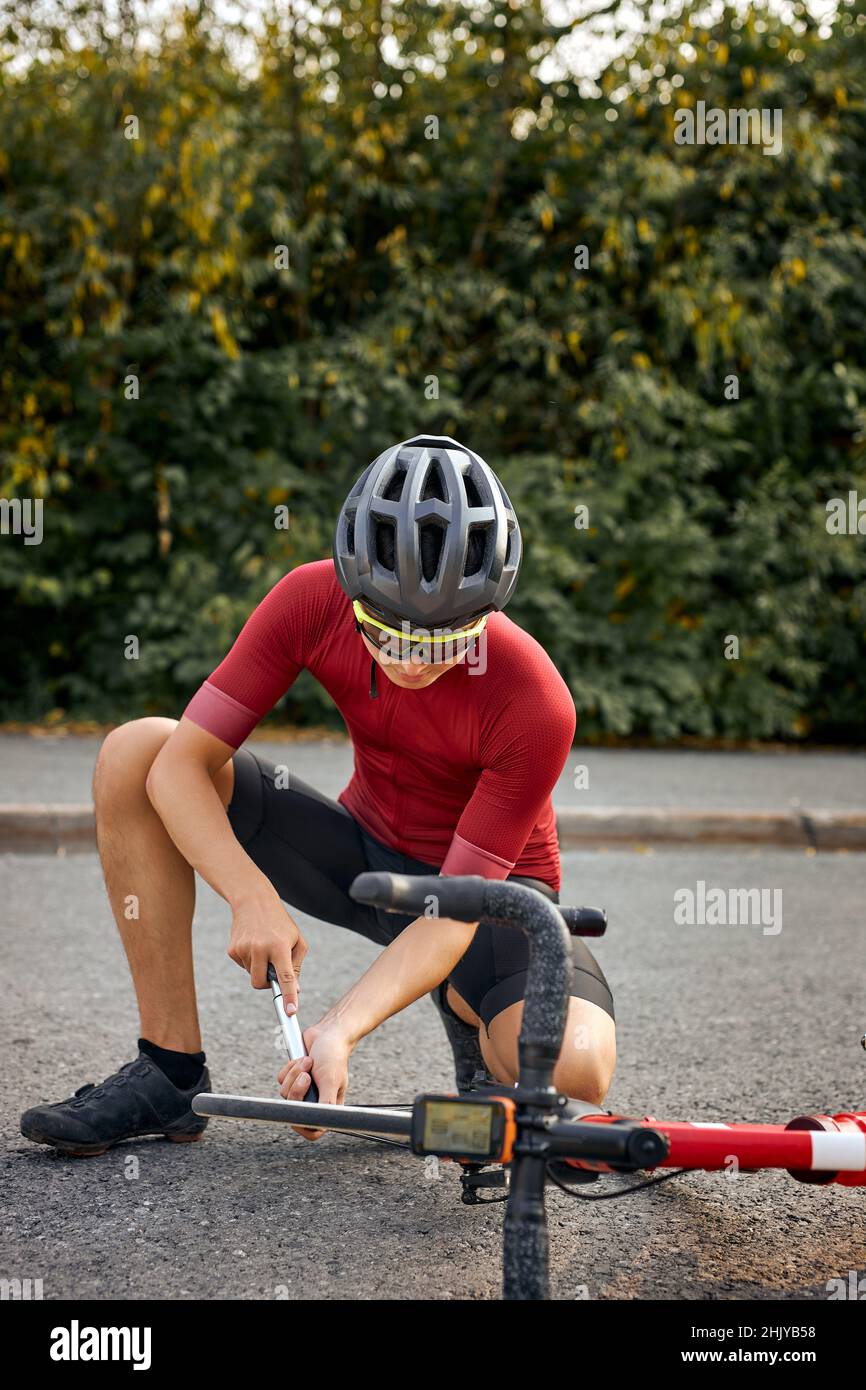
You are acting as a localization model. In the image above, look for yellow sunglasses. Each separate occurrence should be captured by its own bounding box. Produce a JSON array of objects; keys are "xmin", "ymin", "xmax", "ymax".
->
[{"xmin": 352, "ymin": 600, "xmax": 489, "ymax": 646}]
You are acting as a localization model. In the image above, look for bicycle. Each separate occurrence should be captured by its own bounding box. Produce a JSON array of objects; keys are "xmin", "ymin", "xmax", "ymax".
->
[{"xmin": 193, "ymin": 872, "xmax": 866, "ymax": 1301}]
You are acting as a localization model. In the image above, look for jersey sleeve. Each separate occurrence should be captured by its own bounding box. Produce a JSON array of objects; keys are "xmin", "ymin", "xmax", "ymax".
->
[
  {"xmin": 183, "ymin": 562, "xmax": 331, "ymax": 748},
  {"xmin": 440, "ymin": 662, "xmax": 576, "ymax": 879}
]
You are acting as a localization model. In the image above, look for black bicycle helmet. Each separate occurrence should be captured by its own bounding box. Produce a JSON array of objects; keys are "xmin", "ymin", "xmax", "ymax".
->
[{"xmin": 333, "ymin": 435, "xmax": 522, "ymax": 628}]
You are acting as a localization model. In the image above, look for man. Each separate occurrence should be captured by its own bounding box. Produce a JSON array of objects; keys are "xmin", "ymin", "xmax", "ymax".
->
[{"xmin": 21, "ymin": 435, "xmax": 615, "ymax": 1155}]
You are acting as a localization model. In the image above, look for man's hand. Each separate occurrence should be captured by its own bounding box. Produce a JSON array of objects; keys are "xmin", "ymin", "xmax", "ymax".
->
[
  {"xmin": 227, "ymin": 887, "xmax": 307, "ymax": 1012},
  {"xmin": 277, "ymin": 1020, "xmax": 350, "ymax": 1141}
]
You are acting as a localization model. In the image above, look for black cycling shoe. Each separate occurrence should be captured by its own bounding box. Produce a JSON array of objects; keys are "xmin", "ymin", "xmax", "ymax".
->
[
  {"xmin": 20, "ymin": 1053, "xmax": 211, "ymax": 1158},
  {"xmin": 429, "ymin": 981, "xmax": 495, "ymax": 1094}
]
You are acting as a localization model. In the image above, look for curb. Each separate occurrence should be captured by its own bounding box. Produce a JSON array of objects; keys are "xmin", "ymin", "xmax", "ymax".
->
[
  {"xmin": 556, "ymin": 808, "xmax": 866, "ymax": 851},
  {"xmin": 1, "ymin": 804, "xmax": 866, "ymax": 853},
  {"xmin": 0, "ymin": 805, "xmax": 97, "ymax": 854}
]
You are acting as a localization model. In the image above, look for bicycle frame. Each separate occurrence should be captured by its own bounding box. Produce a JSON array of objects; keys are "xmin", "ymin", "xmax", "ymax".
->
[
  {"xmin": 193, "ymin": 870, "xmax": 865, "ymax": 1300},
  {"xmin": 551, "ymin": 1113, "xmax": 866, "ymax": 1186}
]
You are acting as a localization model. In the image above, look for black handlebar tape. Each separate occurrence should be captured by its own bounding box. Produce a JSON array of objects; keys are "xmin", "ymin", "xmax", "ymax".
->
[
  {"xmin": 350, "ymin": 871, "xmax": 489, "ymax": 923},
  {"xmin": 558, "ymin": 906, "xmax": 607, "ymax": 937},
  {"xmin": 351, "ymin": 873, "xmax": 607, "ymax": 938}
]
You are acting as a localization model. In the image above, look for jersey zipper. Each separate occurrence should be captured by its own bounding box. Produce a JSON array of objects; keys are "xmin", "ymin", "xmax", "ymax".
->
[{"xmin": 380, "ymin": 683, "xmax": 405, "ymax": 848}]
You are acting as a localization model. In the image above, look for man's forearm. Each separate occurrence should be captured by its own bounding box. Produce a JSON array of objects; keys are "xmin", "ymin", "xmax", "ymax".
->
[
  {"xmin": 321, "ymin": 914, "xmax": 479, "ymax": 1045},
  {"xmin": 146, "ymin": 753, "xmax": 273, "ymax": 910}
]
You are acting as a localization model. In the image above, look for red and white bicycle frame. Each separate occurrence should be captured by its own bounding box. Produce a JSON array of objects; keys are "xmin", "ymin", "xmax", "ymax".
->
[{"xmin": 560, "ymin": 1109, "xmax": 866, "ymax": 1186}]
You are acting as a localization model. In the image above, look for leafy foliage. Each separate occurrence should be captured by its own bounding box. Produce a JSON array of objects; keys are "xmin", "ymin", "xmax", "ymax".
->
[{"xmin": 1, "ymin": 1, "xmax": 864, "ymax": 739}]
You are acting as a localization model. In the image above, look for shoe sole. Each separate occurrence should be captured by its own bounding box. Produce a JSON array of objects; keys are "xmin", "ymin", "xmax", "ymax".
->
[{"xmin": 21, "ymin": 1126, "xmax": 206, "ymax": 1158}]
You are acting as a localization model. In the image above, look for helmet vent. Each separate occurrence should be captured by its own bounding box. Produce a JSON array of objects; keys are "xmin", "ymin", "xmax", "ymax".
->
[
  {"xmin": 419, "ymin": 525, "xmax": 444, "ymax": 582},
  {"xmin": 463, "ymin": 471, "xmax": 484, "ymax": 508},
  {"xmin": 421, "ymin": 461, "xmax": 447, "ymax": 503},
  {"xmin": 375, "ymin": 520, "xmax": 397, "ymax": 572},
  {"xmin": 465, "ymin": 526, "xmax": 487, "ymax": 576},
  {"xmin": 383, "ymin": 470, "xmax": 406, "ymax": 503},
  {"xmin": 345, "ymin": 517, "xmax": 355, "ymax": 555}
]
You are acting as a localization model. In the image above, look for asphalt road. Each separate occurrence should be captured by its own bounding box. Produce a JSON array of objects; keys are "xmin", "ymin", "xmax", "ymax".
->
[{"xmin": 2, "ymin": 839, "xmax": 864, "ymax": 1301}]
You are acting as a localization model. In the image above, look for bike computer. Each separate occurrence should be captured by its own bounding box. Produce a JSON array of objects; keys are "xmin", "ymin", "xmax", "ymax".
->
[{"xmin": 411, "ymin": 1094, "xmax": 516, "ymax": 1164}]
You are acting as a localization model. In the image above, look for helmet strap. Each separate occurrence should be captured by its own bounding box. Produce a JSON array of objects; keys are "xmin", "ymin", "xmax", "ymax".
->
[{"xmin": 354, "ymin": 612, "xmax": 379, "ymax": 698}]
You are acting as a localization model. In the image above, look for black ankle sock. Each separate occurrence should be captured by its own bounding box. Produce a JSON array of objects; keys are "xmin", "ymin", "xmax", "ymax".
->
[{"xmin": 138, "ymin": 1038, "xmax": 206, "ymax": 1090}]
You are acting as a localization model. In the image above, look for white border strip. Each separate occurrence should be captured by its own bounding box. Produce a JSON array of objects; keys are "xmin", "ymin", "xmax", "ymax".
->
[{"xmin": 810, "ymin": 1131, "xmax": 866, "ymax": 1171}]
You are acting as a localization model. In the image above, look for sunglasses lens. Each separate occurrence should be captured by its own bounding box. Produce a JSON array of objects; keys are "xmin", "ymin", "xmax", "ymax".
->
[
  {"xmin": 362, "ymin": 622, "xmax": 391, "ymax": 648},
  {"xmin": 356, "ymin": 605, "xmax": 485, "ymax": 664}
]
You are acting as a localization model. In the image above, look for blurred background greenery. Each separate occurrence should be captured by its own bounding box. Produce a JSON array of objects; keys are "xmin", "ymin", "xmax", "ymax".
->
[{"xmin": 0, "ymin": 0, "xmax": 863, "ymax": 740}]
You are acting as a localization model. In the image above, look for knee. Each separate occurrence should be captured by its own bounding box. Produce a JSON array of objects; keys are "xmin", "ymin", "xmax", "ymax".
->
[
  {"xmin": 556, "ymin": 1054, "xmax": 613, "ymax": 1109},
  {"xmin": 93, "ymin": 717, "xmax": 176, "ymax": 811},
  {"xmin": 484, "ymin": 1002, "xmax": 616, "ymax": 1104},
  {"xmin": 554, "ymin": 1021, "xmax": 616, "ymax": 1107}
]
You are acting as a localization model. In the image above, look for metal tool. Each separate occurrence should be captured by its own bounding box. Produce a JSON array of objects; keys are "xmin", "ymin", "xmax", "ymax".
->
[{"xmin": 267, "ymin": 963, "xmax": 319, "ymax": 1103}]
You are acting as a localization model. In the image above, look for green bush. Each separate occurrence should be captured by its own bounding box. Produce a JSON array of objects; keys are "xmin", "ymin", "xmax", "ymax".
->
[{"xmin": 1, "ymin": 2, "xmax": 864, "ymax": 739}]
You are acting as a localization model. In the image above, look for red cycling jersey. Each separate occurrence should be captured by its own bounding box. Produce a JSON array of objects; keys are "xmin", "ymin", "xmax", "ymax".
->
[{"xmin": 183, "ymin": 559, "xmax": 575, "ymax": 890}]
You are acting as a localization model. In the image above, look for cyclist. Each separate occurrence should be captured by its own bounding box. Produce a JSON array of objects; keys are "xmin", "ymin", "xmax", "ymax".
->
[{"xmin": 21, "ymin": 435, "xmax": 615, "ymax": 1155}]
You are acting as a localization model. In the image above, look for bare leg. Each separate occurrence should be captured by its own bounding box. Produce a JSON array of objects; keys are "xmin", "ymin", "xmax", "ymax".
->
[
  {"xmin": 445, "ymin": 983, "xmax": 615, "ymax": 1105},
  {"xmin": 92, "ymin": 717, "xmax": 234, "ymax": 1054},
  {"xmin": 483, "ymin": 997, "xmax": 616, "ymax": 1106}
]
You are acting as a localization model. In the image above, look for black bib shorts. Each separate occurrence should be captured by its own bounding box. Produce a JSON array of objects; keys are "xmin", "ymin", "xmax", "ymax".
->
[{"xmin": 227, "ymin": 747, "xmax": 615, "ymax": 1033}]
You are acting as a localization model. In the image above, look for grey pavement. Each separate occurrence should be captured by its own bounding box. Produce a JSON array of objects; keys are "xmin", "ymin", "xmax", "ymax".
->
[
  {"xmin": 1, "ymin": 731, "xmax": 864, "ymax": 811},
  {"xmin": 1, "ymin": 844, "xmax": 864, "ymax": 1301}
]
